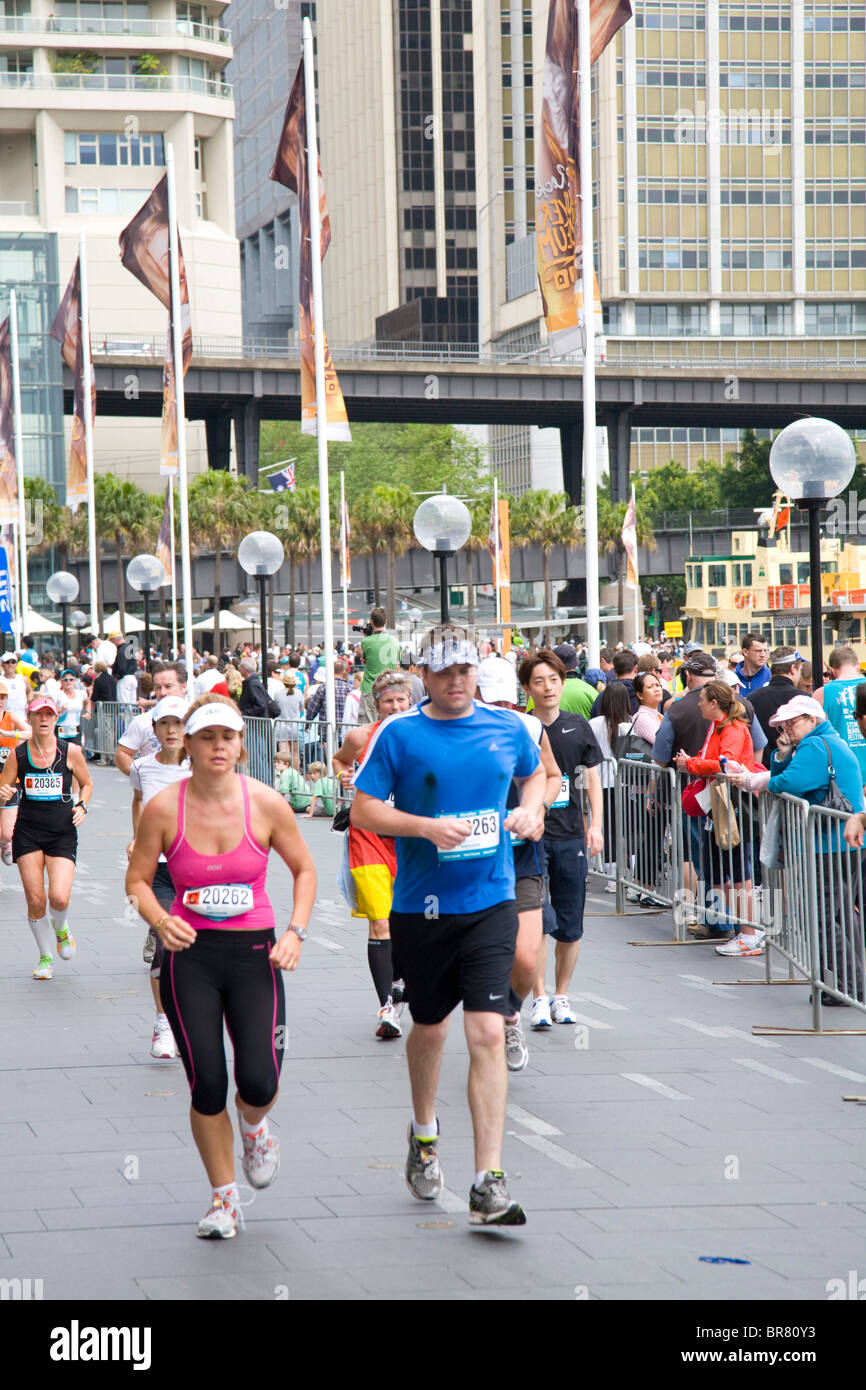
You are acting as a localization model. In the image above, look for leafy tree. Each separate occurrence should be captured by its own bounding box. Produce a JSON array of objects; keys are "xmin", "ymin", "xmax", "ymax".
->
[
  {"xmin": 366, "ymin": 483, "xmax": 415, "ymax": 626},
  {"xmin": 633, "ymin": 460, "xmax": 722, "ymax": 516},
  {"xmin": 717, "ymin": 429, "xmax": 776, "ymax": 510}
]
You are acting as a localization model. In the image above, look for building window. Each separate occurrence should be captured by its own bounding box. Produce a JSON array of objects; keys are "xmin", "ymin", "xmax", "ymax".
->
[
  {"xmin": 64, "ymin": 131, "xmax": 165, "ymax": 166},
  {"xmin": 708, "ymin": 565, "xmax": 727, "ymax": 587}
]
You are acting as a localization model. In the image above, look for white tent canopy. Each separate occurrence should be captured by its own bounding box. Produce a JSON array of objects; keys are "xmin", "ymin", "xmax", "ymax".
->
[
  {"xmin": 18, "ymin": 608, "xmax": 63, "ymax": 634},
  {"xmin": 100, "ymin": 610, "xmax": 167, "ymax": 634},
  {"xmin": 192, "ymin": 610, "xmax": 253, "ymax": 632}
]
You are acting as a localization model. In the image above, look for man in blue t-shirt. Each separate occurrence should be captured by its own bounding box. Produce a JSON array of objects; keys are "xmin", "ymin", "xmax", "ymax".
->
[{"xmin": 351, "ymin": 625, "xmax": 545, "ymax": 1227}]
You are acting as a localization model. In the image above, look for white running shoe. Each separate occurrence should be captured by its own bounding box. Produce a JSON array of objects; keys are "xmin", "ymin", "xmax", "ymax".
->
[
  {"xmin": 505, "ymin": 1017, "xmax": 529, "ymax": 1071},
  {"xmin": 142, "ymin": 930, "xmax": 157, "ymax": 965},
  {"xmin": 550, "ymin": 995, "xmax": 577, "ymax": 1024},
  {"xmin": 54, "ymin": 925, "xmax": 75, "ymax": 961},
  {"xmin": 605, "ymin": 880, "xmax": 617, "ymax": 893},
  {"xmin": 33, "ymin": 954, "xmax": 53, "ymax": 981},
  {"xmin": 530, "ymin": 995, "xmax": 552, "ymax": 1030},
  {"xmin": 715, "ymin": 929, "xmax": 766, "ymax": 957},
  {"xmin": 196, "ymin": 1191, "xmax": 240, "ymax": 1239},
  {"xmin": 150, "ymin": 1016, "xmax": 179, "ymax": 1059},
  {"xmin": 239, "ymin": 1120, "xmax": 280, "ymax": 1189},
  {"xmin": 376, "ymin": 1000, "xmax": 402, "ymax": 1039},
  {"xmin": 1, "ymin": 842, "xmax": 12, "ymax": 866}
]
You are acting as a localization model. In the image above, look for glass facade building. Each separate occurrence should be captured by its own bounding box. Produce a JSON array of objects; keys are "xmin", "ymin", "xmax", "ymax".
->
[{"xmin": 0, "ymin": 233, "xmax": 64, "ymax": 493}]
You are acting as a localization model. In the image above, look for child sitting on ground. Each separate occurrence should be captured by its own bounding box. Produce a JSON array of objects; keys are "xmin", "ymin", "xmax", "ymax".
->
[
  {"xmin": 305, "ymin": 760, "xmax": 339, "ymax": 818},
  {"xmin": 275, "ymin": 751, "xmax": 312, "ymax": 813}
]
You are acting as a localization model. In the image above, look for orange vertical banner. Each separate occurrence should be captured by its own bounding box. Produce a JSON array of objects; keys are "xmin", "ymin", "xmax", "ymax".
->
[{"xmin": 498, "ymin": 499, "xmax": 512, "ymax": 624}]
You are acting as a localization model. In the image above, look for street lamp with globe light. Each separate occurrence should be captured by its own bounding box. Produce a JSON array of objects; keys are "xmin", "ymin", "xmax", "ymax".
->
[
  {"xmin": 45, "ymin": 570, "xmax": 79, "ymax": 667},
  {"xmin": 238, "ymin": 531, "xmax": 284, "ymax": 658},
  {"xmin": 413, "ymin": 494, "xmax": 472, "ymax": 626},
  {"xmin": 70, "ymin": 609, "xmax": 87, "ymax": 658},
  {"xmin": 769, "ymin": 417, "xmax": 857, "ymax": 690},
  {"xmin": 126, "ymin": 554, "xmax": 165, "ymax": 671}
]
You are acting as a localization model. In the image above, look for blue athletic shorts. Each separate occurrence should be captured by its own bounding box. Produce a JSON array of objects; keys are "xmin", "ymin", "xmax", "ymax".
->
[{"xmin": 541, "ymin": 836, "xmax": 588, "ymax": 943}]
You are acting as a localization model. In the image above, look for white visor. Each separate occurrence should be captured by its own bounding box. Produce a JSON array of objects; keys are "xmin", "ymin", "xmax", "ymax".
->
[
  {"xmin": 152, "ymin": 696, "xmax": 189, "ymax": 723},
  {"xmin": 185, "ymin": 702, "xmax": 245, "ymax": 737}
]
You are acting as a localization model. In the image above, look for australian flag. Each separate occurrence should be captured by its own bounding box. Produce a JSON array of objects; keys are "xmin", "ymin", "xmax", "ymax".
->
[{"xmin": 269, "ymin": 462, "xmax": 296, "ymax": 493}]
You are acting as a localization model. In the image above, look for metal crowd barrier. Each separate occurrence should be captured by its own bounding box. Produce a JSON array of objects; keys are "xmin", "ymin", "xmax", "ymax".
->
[
  {"xmin": 614, "ymin": 760, "xmax": 680, "ymax": 924},
  {"xmin": 85, "ymin": 703, "xmax": 345, "ymax": 810},
  {"xmin": 807, "ymin": 803, "xmax": 866, "ymax": 1024}
]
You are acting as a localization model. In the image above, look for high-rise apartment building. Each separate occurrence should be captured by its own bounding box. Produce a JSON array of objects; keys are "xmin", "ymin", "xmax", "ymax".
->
[{"xmin": 0, "ymin": 0, "xmax": 241, "ymax": 492}]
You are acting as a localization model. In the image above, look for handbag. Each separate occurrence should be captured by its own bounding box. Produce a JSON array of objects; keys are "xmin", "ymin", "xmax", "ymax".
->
[
  {"xmin": 710, "ymin": 778, "xmax": 741, "ymax": 850},
  {"xmin": 680, "ymin": 724, "xmax": 713, "ymax": 817},
  {"xmin": 818, "ymin": 737, "xmax": 855, "ymax": 815},
  {"xmin": 760, "ymin": 799, "xmax": 785, "ymax": 870},
  {"xmin": 332, "ymin": 802, "xmax": 351, "ymax": 833},
  {"xmin": 613, "ymin": 714, "xmax": 654, "ymax": 764}
]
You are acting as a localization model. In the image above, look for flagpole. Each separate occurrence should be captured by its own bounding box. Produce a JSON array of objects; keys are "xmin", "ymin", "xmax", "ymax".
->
[
  {"xmin": 631, "ymin": 484, "xmax": 640, "ymax": 642},
  {"xmin": 8, "ymin": 291, "xmax": 28, "ymax": 632},
  {"xmin": 303, "ymin": 17, "xmax": 336, "ymax": 766},
  {"xmin": 169, "ymin": 476, "xmax": 178, "ymax": 656},
  {"xmin": 165, "ymin": 144, "xmax": 194, "ymax": 690},
  {"xmin": 340, "ymin": 470, "xmax": 349, "ymax": 652},
  {"xmin": 493, "ymin": 474, "xmax": 501, "ymax": 628},
  {"xmin": 578, "ymin": 0, "xmax": 600, "ymax": 668},
  {"xmin": 78, "ymin": 234, "xmax": 99, "ymax": 638}
]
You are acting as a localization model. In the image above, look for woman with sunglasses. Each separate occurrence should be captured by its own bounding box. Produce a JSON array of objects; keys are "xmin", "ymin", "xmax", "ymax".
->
[
  {"xmin": 56, "ymin": 669, "xmax": 90, "ymax": 748},
  {"xmin": 0, "ymin": 694, "xmax": 91, "ymax": 978},
  {"xmin": 0, "ymin": 678, "xmax": 32, "ymax": 866},
  {"xmin": 126, "ymin": 693, "xmax": 316, "ymax": 1240}
]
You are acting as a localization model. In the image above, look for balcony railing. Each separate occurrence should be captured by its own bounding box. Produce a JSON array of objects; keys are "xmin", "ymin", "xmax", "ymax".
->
[
  {"xmin": 0, "ymin": 71, "xmax": 232, "ymax": 97},
  {"xmin": 0, "ymin": 16, "xmax": 230, "ymax": 41},
  {"xmin": 93, "ymin": 333, "xmax": 866, "ymax": 371}
]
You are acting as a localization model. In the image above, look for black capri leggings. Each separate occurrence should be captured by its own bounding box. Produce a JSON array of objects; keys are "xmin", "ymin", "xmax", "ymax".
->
[{"xmin": 160, "ymin": 927, "xmax": 285, "ymax": 1116}]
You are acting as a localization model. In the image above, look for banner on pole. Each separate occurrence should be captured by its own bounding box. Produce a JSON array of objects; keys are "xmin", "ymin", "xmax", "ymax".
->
[
  {"xmin": 622, "ymin": 484, "xmax": 639, "ymax": 587},
  {"xmin": 0, "ymin": 545, "xmax": 14, "ymax": 634},
  {"xmin": 488, "ymin": 497, "xmax": 512, "ymax": 622},
  {"xmin": 0, "ymin": 318, "xmax": 17, "ymax": 526},
  {"xmin": 156, "ymin": 481, "xmax": 172, "ymax": 582},
  {"xmin": 269, "ymin": 462, "xmax": 296, "ymax": 492},
  {"xmin": 536, "ymin": 0, "xmax": 632, "ymax": 357},
  {"xmin": 118, "ymin": 175, "xmax": 192, "ymax": 476},
  {"xmin": 340, "ymin": 487, "xmax": 351, "ymax": 587},
  {"xmin": 270, "ymin": 57, "xmax": 351, "ymax": 442},
  {"xmin": 49, "ymin": 259, "xmax": 96, "ymax": 513}
]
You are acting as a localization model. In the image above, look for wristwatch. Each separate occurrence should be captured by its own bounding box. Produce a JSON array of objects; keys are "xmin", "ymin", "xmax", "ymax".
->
[
  {"xmin": 75, "ymin": 801, "xmax": 88, "ymax": 814},
  {"xmin": 286, "ymin": 924, "xmax": 307, "ymax": 941}
]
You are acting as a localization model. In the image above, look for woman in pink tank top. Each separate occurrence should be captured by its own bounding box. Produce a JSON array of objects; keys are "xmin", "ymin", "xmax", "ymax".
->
[{"xmin": 126, "ymin": 693, "xmax": 316, "ymax": 1240}]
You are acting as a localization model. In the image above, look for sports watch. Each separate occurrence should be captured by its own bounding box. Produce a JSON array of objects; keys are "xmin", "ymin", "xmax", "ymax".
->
[{"xmin": 286, "ymin": 924, "xmax": 307, "ymax": 941}]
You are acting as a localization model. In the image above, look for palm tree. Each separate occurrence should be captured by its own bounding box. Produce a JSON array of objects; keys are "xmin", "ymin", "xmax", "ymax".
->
[
  {"xmin": 187, "ymin": 470, "xmax": 255, "ymax": 645},
  {"xmin": 512, "ymin": 489, "xmax": 582, "ymax": 620},
  {"xmin": 24, "ymin": 477, "xmax": 69, "ymax": 566},
  {"xmin": 597, "ymin": 492, "xmax": 656, "ymax": 642},
  {"xmin": 366, "ymin": 483, "xmax": 415, "ymax": 626},
  {"xmin": 352, "ymin": 491, "xmax": 386, "ymax": 609},
  {"xmin": 291, "ymin": 484, "xmax": 324, "ymax": 646}
]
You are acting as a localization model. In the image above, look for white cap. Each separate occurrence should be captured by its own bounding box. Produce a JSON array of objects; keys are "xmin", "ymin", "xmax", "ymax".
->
[
  {"xmin": 476, "ymin": 655, "xmax": 518, "ymax": 705},
  {"xmin": 185, "ymin": 701, "xmax": 245, "ymax": 736},
  {"xmin": 152, "ymin": 696, "xmax": 189, "ymax": 724},
  {"xmin": 768, "ymin": 696, "xmax": 827, "ymax": 726},
  {"xmin": 418, "ymin": 636, "xmax": 479, "ymax": 672}
]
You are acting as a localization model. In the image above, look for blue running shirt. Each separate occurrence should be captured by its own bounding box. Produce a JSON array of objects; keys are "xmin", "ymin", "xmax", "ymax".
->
[{"xmin": 353, "ymin": 700, "xmax": 540, "ymax": 914}]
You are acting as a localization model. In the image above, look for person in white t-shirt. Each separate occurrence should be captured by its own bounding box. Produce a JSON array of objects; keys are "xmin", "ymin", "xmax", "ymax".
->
[
  {"xmin": 127, "ymin": 696, "xmax": 192, "ymax": 1058},
  {"xmin": 55, "ymin": 671, "xmax": 89, "ymax": 747},
  {"xmin": 115, "ymin": 663, "xmax": 188, "ymax": 776},
  {"xmin": 1, "ymin": 654, "xmax": 29, "ymax": 721}
]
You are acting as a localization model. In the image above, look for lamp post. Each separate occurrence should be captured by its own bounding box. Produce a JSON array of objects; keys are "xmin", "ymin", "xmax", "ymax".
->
[
  {"xmin": 70, "ymin": 609, "xmax": 87, "ymax": 659},
  {"xmin": 45, "ymin": 571, "xmax": 79, "ymax": 667},
  {"xmin": 126, "ymin": 555, "xmax": 165, "ymax": 672},
  {"xmin": 413, "ymin": 494, "xmax": 472, "ymax": 626},
  {"xmin": 769, "ymin": 418, "xmax": 856, "ymax": 691},
  {"xmin": 238, "ymin": 531, "xmax": 284, "ymax": 660}
]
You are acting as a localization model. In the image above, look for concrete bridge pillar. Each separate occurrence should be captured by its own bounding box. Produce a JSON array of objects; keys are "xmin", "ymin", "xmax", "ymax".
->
[{"xmin": 232, "ymin": 401, "xmax": 261, "ymax": 483}]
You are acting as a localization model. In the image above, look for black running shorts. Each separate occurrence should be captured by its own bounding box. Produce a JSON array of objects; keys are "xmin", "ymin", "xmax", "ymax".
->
[
  {"xmin": 12, "ymin": 823, "xmax": 77, "ymax": 863},
  {"xmin": 389, "ymin": 899, "xmax": 519, "ymax": 1025}
]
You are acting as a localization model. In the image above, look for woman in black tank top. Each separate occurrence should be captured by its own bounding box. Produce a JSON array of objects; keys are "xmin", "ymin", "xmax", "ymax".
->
[{"xmin": 0, "ymin": 696, "xmax": 92, "ymax": 980}]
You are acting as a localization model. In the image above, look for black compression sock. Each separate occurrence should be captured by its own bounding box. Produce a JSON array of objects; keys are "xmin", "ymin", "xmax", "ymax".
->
[
  {"xmin": 507, "ymin": 985, "xmax": 524, "ymax": 1018},
  {"xmin": 367, "ymin": 938, "xmax": 394, "ymax": 1006}
]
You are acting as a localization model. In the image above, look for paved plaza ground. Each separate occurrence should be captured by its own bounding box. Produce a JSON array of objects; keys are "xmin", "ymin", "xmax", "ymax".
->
[{"xmin": 1, "ymin": 765, "xmax": 864, "ymax": 1302}]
